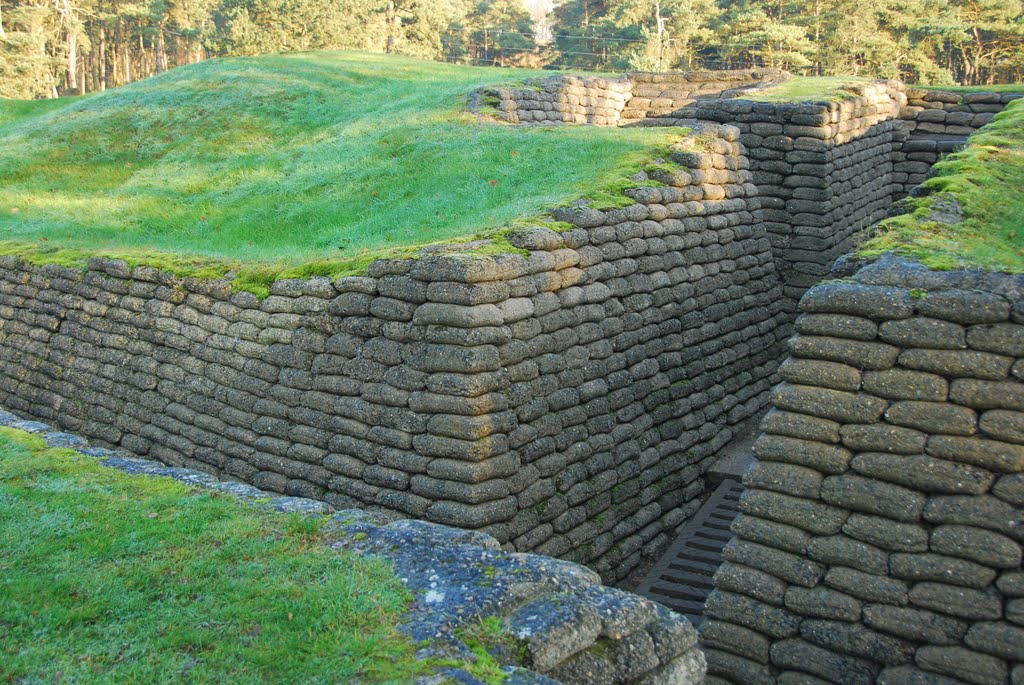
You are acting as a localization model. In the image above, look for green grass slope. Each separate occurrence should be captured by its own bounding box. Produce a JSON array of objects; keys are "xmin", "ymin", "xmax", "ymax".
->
[
  {"xmin": 0, "ymin": 97, "xmax": 85, "ymax": 129},
  {"xmin": 0, "ymin": 51, "xmax": 673, "ymax": 286},
  {"xmin": 915, "ymin": 83, "xmax": 1024, "ymax": 93},
  {"xmin": 0, "ymin": 427, "xmax": 437, "ymax": 684},
  {"xmin": 749, "ymin": 77, "xmax": 1024, "ymax": 102},
  {"xmin": 746, "ymin": 76, "xmax": 871, "ymax": 102},
  {"xmin": 861, "ymin": 99, "xmax": 1024, "ymax": 272}
]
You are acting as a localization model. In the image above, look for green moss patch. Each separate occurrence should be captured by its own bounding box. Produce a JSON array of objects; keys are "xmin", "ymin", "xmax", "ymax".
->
[{"xmin": 860, "ymin": 100, "xmax": 1024, "ymax": 273}]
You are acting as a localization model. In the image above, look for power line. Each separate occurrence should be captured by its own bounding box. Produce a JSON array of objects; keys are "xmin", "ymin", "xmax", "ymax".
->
[
  {"xmin": 443, "ymin": 24, "xmax": 1024, "ymax": 77},
  {"xmin": 448, "ymin": 26, "xmax": 652, "ymax": 44},
  {"xmin": 450, "ymin": 52, "xmax": 777, "ymax": 71},
  {"xmin": 447, "ymin": 25, "xmax": 1024, "ymax": 47},
  {"xmin": 447, "ymin": 25, "xmax": 794, "ymax": 49}
]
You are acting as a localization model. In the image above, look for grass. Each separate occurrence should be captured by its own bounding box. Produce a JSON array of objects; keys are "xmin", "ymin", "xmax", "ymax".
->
[
  {"xmin": 0, "ymin": 51, "xmax": 677, "ymax": 293},
  {"xmin": 745, "ymin": 76, "xmax": 870, "ymax": 102},
  {"xmin": 0, "ymin": 97, "xmax": 89, "ymax": 129},
  {"xmin": 456, "ymin": 616, "xmax": 513, "ymax": 685},
  {"xmin": 744, "ymin": 75, "xmax": 1024, "ymax": 102},
  {"xmin": 913, "ymin": 83, "xmax": 1024, "ymax": 93},
  {"xmin": 0, "ymin": 426, "xmax": 436, "ymax": 684},
  {"xmin": 860, "ymin": 99, "xmax": 1024, "ymax": 272}
]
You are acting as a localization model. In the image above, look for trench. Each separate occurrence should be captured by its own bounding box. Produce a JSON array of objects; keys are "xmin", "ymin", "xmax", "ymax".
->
[
  {"xmin": 588, "ymin": 82, "xmax": 1016, "ymax": 619},
  {"xmin": 1, "ymin": 71, "xmax": 1021, "ymax": 685}
]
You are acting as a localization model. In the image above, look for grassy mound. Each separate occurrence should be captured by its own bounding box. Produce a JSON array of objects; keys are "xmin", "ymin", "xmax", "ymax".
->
[
  {"xmin": 0, "ymin": 427, "xmax": 434, "ymax": 683},
  {"xmin": 915, "ymin": 84, "xmax": 1024, "ymax": 93},
  {"xmin": 0, "ymin": 97, "xmax": 79, "ymax": 128},
  {"xmin": 861, "ymin": 99, "xmax": 1024, "ymax": 272},
  {"xmin": 750, "ymin": 78, "xmax": 1024, "ymax": 102},
  {"xmin": 0, "ymin": 51, "xmax": 674, "ymax": 288},
  {"xmin": 745, "ymin": 76, "xmax": 871, "ymax": 102}
]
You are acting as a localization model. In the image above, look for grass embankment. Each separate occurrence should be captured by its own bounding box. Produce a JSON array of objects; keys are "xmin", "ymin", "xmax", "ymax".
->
[
  {"xmin": 0, "ymin": 427, "xmax": 433, "ymax": 684},
  {"xmin": 915, "ymin": 83, "xmax": 1024, "ymax": 93},
  {"xmin": 746, "ymin": 76, "xmax": 871, "ymax": 102},
  {"xmin": 0, "ymin": 97, "xmax": 86, "ymax": 128},
  {"xmin": 746, "ymin": 76, "xmax": 1024, "ymax": 102},
  {"xmin": 861, "ymin": 99, "xmax": 1024, "ymax": 272},
  {"xmin": 0, "ymin": 51, "xmax": 676, "ymax": 293}
]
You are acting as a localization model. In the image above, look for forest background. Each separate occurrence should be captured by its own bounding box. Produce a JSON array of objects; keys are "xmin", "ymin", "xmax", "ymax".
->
[{"xmin": 1, "ymin": 0, "xmax": 1022, "ymax": 100}]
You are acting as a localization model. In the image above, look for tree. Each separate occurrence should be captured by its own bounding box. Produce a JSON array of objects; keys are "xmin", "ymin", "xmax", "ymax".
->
[
  {"xmin": 714, "ymin": 1, "xmax": 815, "ymax": 71},
  {"xmin": 1, "ymin": 28, "xmax": 54, "ymax": 98},
  {"xmin": 945, "ymin": 0, "xmax": 1024, "ymax": 84},
  {"xmin": 209, "ymin": 0, "xmax": 377, "ymax": 56},
  {"xmin": 612, "ymin": 0, "xmax": 719, "ymax": 70},
  {"xmin": 548, "ymin": 0, "xmax": 621, "ymax": 69},
  {"xmin": 458, "ymin": 0, "xmax": 535, "ymax": 66},
  {"xmin": 1, "ymin": 0, "xmax": 61, "ymax": 97},
  {"xmin": 3, "ymin": 0, "xmax": 1023, "ymax": 99}
]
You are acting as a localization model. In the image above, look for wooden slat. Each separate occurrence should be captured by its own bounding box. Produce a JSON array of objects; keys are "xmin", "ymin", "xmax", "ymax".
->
[{"xmin": 634, "ymin": 478, "xmax": 744, "ymax": 622}]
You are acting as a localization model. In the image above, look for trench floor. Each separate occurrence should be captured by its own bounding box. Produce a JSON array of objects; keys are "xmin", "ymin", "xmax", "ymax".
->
[
  {"xmin": 633, "ymin": 478, "xmax": 744, "ymax": 623},
  {"xmin": 632, "ymin": 413, "xmax": 760, "ymax": 620}
]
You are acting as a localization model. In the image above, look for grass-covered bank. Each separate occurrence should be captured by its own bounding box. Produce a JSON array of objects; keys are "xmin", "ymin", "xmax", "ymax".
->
[
  {"xmin": 861, "ymin": 99, "xmax": 1024, "ymax": 272},
  {"xmin": 0, "ymin": 51, "xmax": 674, "ymax": 286},
  {"xmin": 0, "ymin": 427, "xmax": 432, "ymax": 684},
  {"xmin": 915, "ymin": 83, "xmax": 1024, "ymax": 93},
  {"xmin": 746, "ymin": 76, "xmax": 871, "ymax": 102},
  {"xmin": 0, "ymin": 97, "xmax": 86, "ymax": 129},
  {"xmin": 747, "ymin": 76, "xmax": 1024, "ymax": 103}
]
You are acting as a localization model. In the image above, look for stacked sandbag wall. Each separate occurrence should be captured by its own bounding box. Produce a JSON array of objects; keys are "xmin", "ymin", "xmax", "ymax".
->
[
  {"xmin": 619, "ymin": 69, "xmax": 789, "ymax": 125},
  {"xmin": 505, "ymin": 126, "xmax": 788, "ymax": 580},
  {"xmin": 901, "ymin": 88, "xmax": 1017, "ymax": 136},
  {"xmin": 0, "ymin": 126, "xmax": 787, "ymax": 582},
  {"xmin": 485, "ymin": 74, "xmax": 634, "ymax": 125},
  {"xmin": 678, "ymin": 83, "xmax": 906, "ymax": 309},
  {"xmin": 701, "ymin": 256, "xmax": 1024, "ymax": 685},
  {"xmin": 0, "ymin": 408, "xmax": 708, "ymax": 685},
  {"xmin": 893, "ymin": 89, "xmax": 1023, "ymax": 197},
  {"xmin": 482, "ymin": 69, "xmax": 787, "ymax": 126}
]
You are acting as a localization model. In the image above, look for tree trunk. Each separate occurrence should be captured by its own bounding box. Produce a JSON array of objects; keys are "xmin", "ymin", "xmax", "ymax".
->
[
  {"xmin": 814, "ymin": 0, "xmax": 822, "ymax": 74},
  {"xmin": 970, "ymin": 27, "xmax": 984, "ymax": 86},
  {"xmin": 99, "ymin": 25, "xmax": 106, "ymax": 91},
  {"xmin": 386, "ymin": 1, "xmax": 396, "ymax": 53},
  {"xmin": 46, "ymin": 67, "xmax": 58, "ymax": 98},
  {"xmin": 113, "ymin": 20, "xmax": 122, "ymax": 86},
  {"xmin": 122, "ymin": 35, "xmax": 130, "ymax": 85},
  {"xmin": 67, "ymin": 32, "xmax": 79, "ymax": 92},
  {"xmin": 655, "ymin": 0, "xmax": 664, "ymax": 71},
  {"xmin": 139, "ymin": 30, "xmax": 147, "ymax": 78},
  {"xmin": 111, "ymin": 34, "xmax": 118, "ymax": 87},
  {"xmin": 89, "ymin": 25, "xmax": 98, "ymax": 92},
  {"xmin": 157, "ymin": 28, "xmax": 167, "ymax": 72}
]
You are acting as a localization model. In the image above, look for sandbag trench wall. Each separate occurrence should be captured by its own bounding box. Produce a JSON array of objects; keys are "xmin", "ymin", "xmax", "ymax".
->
[
  {"xmin": 683, "ymin": 85, "xmax": 1022, "ymax": 306},
  {"xmin": 701, "ymin": 257, "xmax": 1024, "ymax": 685},
  {"xmin": 675, "ymin": 82, "xmax": 909, "ymax": 309},
  {"xmin": 0, "ymin": 126, "xmax": 789, "ymax": 583},
  {"xmin": 482, "ymin": 69, "xmax": 789, "ymax": 126},
  {"xmin": 895, "ymin": 87, "xmax": 1023, "ymax": 198},
  {"xmin": 492, "ymin": 74, "xmax": 1023, "ymax": 310}
]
